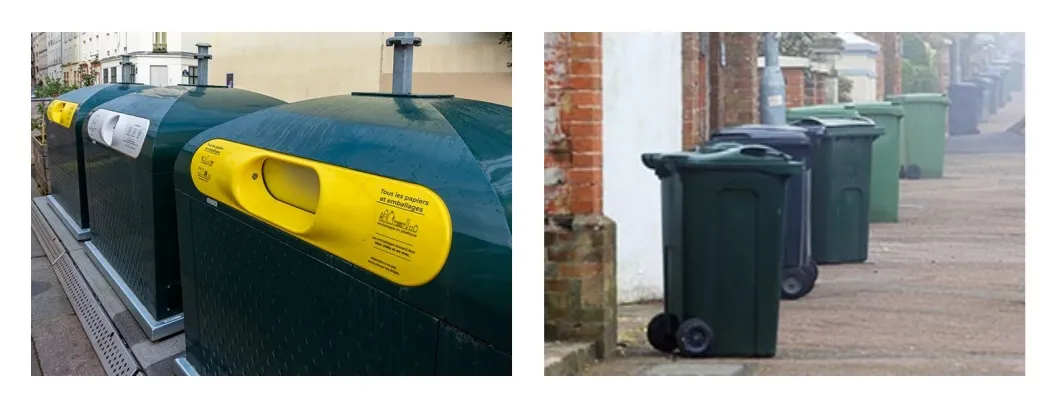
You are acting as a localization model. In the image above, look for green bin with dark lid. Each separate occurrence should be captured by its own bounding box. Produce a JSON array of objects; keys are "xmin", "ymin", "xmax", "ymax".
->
[
  {"xmin": 172, "ymin": 92, "xmax": 511, "ymax": 375},
  {"xmin": 884, "ymin": 93, "xmax": 950, "ymax": 179},
  {"xmin": 791, "ymin": 117, "xmax": 883, "ymax": 264},
  {"xmin": 787, "ymin": 104, "xmax": 862, "ymax": 122},
  {"xmin": 642, "ymin": 143, "xmax": 803, "ymax": 358},
  {"xmin": 82, "ymin": 85, "xmax": 286, "ymax": 341},
  {"xmin": 41, "ymin": 83, "xmax": 153, "ymax": 241},
  {"xmin": 845, "ymin": 101, "xmax": 905, "ymax": 222}
]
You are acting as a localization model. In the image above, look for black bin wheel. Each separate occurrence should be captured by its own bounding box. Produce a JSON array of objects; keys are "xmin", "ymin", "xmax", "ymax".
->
[
  {"xmin": 781, "ymin": 266, "xmax": 814, "ymax": 300},
  {"xmin": 804, "ymin": 261, "xmax": 819, "ymax": 288},
  {"xmin": 646, "ymin": 313, "xmax": 679, "ymax": 354},
  {"xmin": 904, "ymin": 164, "xmax": 922, "ymax": 180},
  {"xmin": 676, "ymin": 318, "xmax": 713, "ymax": 357},
  {"xmin": 899, "ymin": 165, "xmax": 907, "ymax": 179}
]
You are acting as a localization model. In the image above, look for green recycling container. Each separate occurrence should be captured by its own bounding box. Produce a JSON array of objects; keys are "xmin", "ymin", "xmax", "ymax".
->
[
  {"xmin": 82, "ymin": 85, "xmax": 285, "ymax": 341},
  {"xmin": 172, "ymin": 92, "xmax": 512, "ymax": 375},
  {"xmin": 641, "ymin": 144, "xmax": 803, "ymax": 358},
  {"xmin": 787, "ymin": 104, "xmax": 862, "ymax": 122},
  {"xmin": 884, "ymin": 93, "xmax": 950, "ymax": 179},
  {"xmin": 42, "ymin": 83, "xmax": 153, "ymax": 241},
  {"xmin": 845, "ymin": 101, "xmax": 905, "ymax": 223},
  {"xmin": 791, "ymin": 117, "xmax": 883, "ymax": 265}
]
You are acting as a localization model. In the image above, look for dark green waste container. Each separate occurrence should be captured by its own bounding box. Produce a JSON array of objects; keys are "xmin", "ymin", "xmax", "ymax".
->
[
  {"xmin": 845, "ymin": 101, "xmax": 905, "ymax": 223},
  {"xmin": 787, "ymin": 104, "xmax": 862, "ymax": 122},
  {"xmin": 82, "ymin": 85, "xmax": 285, "ymax": 341},
  {"xmin": 791, "ymin": 117, "xmax": 883, "ymax": 265},
  {"xmin": 42, "ymin": 83, "xmax": 153, "ymax": 241},
  {"xmin": 642, "ymin": 144, "xmax": 803, "ymax": 358},
  {"xmin": 172, "ymin": 92, "xmax": 512, "ymax": 375},
  {"xmin": 884, "ymin": 93, "xmax": 950, "ymax": 179}
]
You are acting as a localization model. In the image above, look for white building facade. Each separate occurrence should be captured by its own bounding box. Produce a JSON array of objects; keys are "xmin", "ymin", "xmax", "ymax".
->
[
  {"xmin": 600, "ymin": 32, "xmax": 683, "ymax": 303},
  {"xmin": 61, "ymin": 32, "xmax": 80, "ymax": 84},
  {"xmin": 46, "ymin": 32, "xmax": 62, "ymax": 79}
]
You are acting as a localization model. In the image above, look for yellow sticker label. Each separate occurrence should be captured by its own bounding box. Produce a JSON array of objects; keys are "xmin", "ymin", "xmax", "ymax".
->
[
  {"xmin": 46, "ymin": 99, "xmax": 79, "ymax": 128},
  {"xmin": 190, "ymin": 139, "xmax": 453, "ymax": 287}
]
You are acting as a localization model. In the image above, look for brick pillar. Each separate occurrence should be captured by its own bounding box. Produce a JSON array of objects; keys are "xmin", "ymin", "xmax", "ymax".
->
[
  {"xmin": 781, "ymin": 67, "xmax": 806, "ymax": 107},
  {"xmin": 722, "ymin": 32, "xmax": 759, "ymax": 126},
  {"xmin": 883, "ymin": 32, "xmax": 902, "ymax": 96},
  {"xmin": 860, "ymin": 32, "xmax": 888, "ymax": 99},
  {"xmin": 544, "ymin": 32, "xmax": 617, "ymax": 360},
  {"xmin": 707, "ymin": 32, "xmax": 726, "ymax": 132},
  {"xmin": 682, "ymin": 33, "xmax": 710, "ymax": 150},
  {"xmin": 936, "ymin": 43, "xmax": 951, "ymax": 91}
]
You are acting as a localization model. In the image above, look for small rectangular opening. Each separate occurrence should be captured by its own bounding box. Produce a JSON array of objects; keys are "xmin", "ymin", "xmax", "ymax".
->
[{"xmin": 261, "ymin": 158, "xmax": 320, "ymax": 214}]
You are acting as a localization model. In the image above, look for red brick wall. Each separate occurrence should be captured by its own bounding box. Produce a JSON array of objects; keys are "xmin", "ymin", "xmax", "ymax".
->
[
  {"xmin": 883, "ymin": 33, "xmax": 902, "ymax": 96},
  {"xmin": 682, "ymin": 33, "xmax": 709, "ymax": 150},
  {"xmin": 722, "ymin": 32, "xmax": 760, "ymax": 126},
  {"xmin": 782, "ymin": 67, "xmax": 806, "ymax": 107},
  {"xmin": 860, "ymin": 32, "xmax": 902, "ymax": 98},
  {"xmin": 544, "ymin": 32, "xmax": 617, "ymax": 359},
  {"xmin": 545, "ymin": 32, "xmax": 602, "ymax": 216},
  {"xmin": 707, "ymin": 32, "xmax": 726, "ymax": 132}
]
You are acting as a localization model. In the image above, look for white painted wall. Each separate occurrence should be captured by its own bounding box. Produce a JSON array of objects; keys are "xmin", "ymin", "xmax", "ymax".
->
[{"xmin": 601, "ymin": 32, "xmax": 683, "ymax": 304}]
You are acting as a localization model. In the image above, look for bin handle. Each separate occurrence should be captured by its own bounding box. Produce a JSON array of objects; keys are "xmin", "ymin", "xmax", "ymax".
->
[{"xmin": 739, "ymin": 146, "xmax": 790, "ymax": 161}]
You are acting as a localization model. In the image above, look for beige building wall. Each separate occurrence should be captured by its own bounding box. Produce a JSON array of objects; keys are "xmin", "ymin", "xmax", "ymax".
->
[
  {"xmin": 183, "ymin": 32, "xmax": 511, "ymax": 106},
  {"xmin": 380, "ymin": 32, "xmax": 512, "ymax": 106}
]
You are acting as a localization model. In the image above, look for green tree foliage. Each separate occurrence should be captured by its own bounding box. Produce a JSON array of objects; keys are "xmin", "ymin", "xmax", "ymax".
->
[
  {"xmin": 900, "ymin": 33, "xmax": 941, "ymax": 93},
  {"xmin": 499, "ymin": 32, "xmax": 512, "ymax": 67},
  {"xmin": 31, "ymin": 65, "xmax": 98, "ymax": 132}
]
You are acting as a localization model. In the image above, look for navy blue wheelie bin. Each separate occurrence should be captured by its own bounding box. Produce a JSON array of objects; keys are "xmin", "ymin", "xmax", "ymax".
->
[{"xmin": 701, "ymin": 125, "xmax": 818, "ymax": 300}]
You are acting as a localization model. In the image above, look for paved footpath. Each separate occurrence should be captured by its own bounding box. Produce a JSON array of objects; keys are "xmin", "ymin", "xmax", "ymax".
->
[
  {"xmin": 31, "ymin": 179, "xmax": 105, "ymax": 376},
  {"xmin": 579, "ymin": 98, "xmax": 1025, "ymax": 376}
]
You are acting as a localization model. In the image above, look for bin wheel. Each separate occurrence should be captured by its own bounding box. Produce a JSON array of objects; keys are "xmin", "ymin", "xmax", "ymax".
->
[
  {"xmin": 781, "ymin": 267, "xmax": 814, "ymax": 300},
  {"xmin": 899, "ymin": 165, "xmax": 907, "ymax": 179},
  {"xmin": 646, "ymin": 313, "xmax": 680, "ymax": 354},
  {"xmin": 904, "ymin": 164, "xmax": 922, "ymax": 180},
  {"xmin": 804, "ymin": 261, "xmax": 819, "ymax": 286},
  {"xmin": 676, "ymin": 318, "xmax": 713, "ymax": 357}
]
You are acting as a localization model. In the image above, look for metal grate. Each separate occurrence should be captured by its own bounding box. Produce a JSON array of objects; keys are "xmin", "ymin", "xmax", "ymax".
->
[
  {"xmin": 32, "ymin": 204, "xmax": 141, "ymax": 376},
  {"xmin": 31, "ymin": 205, "xmax": 63, "ymax": 261}
]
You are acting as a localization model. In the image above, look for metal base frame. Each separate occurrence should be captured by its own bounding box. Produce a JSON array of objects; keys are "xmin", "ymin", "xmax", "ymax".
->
[
  {"xmin": 83, "ymin": 241, "xmax": 184, "ymax": 342},
  {"xmin": 45, "ymin": 195, "xmax": 91, "ymax": 241},
  {"xmin": 173, "ymin": 357, "xmax": 200, "ymax": 376}
]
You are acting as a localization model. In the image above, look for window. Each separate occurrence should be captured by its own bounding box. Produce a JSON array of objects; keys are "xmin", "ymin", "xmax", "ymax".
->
[
  {"xmin": 110, "ymin": 67, "xmax": 117, "ymax": 83},
  {"xmin": 185, "ymin": 66, "xmax": 198, "ymax": 85},
  {"xmin": 102, "ymin": 70, "xmax": 109, "ymax": 84},
  {"xmin": 153, "ymin": 32, "xmax": 167, "ymax": 53}
]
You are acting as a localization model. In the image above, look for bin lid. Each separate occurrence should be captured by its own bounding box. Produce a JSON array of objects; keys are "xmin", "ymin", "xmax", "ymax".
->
[
  {"xmin": 884, "ymin": 93, "xmax": 950, "ymax": 106},
  {"xmin": 709, "ymin": 124, "xmax": 810, "ymax": 147},
  {"xmin": 788, "ymin": 104, "xmax": 862, "ymax": 119},
  {"xmin": 844, "ymin": 101, "xmax": 905, "ymax": 118},
  {"xmin": 87, "ymin": 85, "xmax": 286, "ymax": 171},
  {"xmin": 790, "ymin": 117, "xmax": 884, "ymax": 139},
  {"xmin": 642, "ymin": 143, "xmax": 804, "ymax": 178}
]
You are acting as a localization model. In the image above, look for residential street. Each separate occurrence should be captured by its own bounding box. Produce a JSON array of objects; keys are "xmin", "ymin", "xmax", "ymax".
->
[{"xmin": 579, "ymin": 97, "xmax": 1025, "ymax": 376}]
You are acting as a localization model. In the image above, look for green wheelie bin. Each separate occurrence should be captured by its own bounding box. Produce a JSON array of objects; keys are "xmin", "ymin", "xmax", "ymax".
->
[
  {"xmin": 172, "ymin": 92, "xmax": 512, "ymax": 375},
  {"xmin": 884, "ymin": 93, "xmax": 950, "ymax": 179},
  {"xmin": 845, "ymin": 101, "xmax": 905, "ymax": 223},
  {"xmin": 641, "ymin": 144, "xmax": 803, "ymax": 358},
  {"xmin": 791, "ymin": 117, "xmax": 883, "ymax": 265},
  {"xmin": 787, "ymin": 104, "xmax": 862, "ymax": 122}
]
